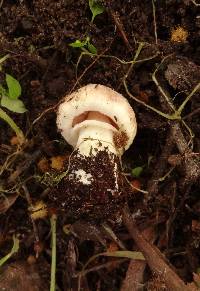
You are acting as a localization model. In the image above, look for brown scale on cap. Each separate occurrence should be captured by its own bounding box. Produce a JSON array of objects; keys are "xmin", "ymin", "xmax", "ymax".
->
[{"xmin": 113, "ymin": 131, "xmax": 129, "ymax": 150}]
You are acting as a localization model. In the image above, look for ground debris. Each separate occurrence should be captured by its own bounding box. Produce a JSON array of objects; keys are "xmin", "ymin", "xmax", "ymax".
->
[{"xmin": 0, "ymin": 261, "xmax": 48, "ymax": 291}]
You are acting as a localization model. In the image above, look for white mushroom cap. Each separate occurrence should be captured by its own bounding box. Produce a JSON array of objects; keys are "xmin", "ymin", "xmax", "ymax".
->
[{"xmin": 57, "ymin": 84, "xmax": 137, "ymax": 153}]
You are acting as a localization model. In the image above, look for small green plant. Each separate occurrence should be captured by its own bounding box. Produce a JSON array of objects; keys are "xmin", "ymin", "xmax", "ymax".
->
[
  {"xmin": 0, "ymin": 73, "xmax": 26, "ymax": 113},
  {"xmin": 69, "ymin": 1, "xmax": 104, "ymax": 54},
  {"xmin": 0, "ymin": 56, "xmax": 26, "ymax": 142},
  {"xmin": 69, "ymin": 36, "xmax": 97, "ymax": 54},
  {"xmin": 131, "ymin": 166, "xmax": 143, "ymax": 178},
  {"xmin": 89, "ymin": 0, "xmax": 105, "ymax": 23}
]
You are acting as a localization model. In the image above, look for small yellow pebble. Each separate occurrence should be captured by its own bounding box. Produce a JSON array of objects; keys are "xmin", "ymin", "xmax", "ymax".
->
[{"xmin": 171, "ymin": 26, "xmax": 188, "ymax": 43}]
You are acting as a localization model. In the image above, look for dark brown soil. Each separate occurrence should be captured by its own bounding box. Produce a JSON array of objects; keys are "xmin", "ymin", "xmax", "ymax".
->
[
  {"xmin": 0, "ymin": 1, "xmax": 200, "ymax": 290},
  {"xmin": 50, "ymin": 149, "xmax": 133, "ymax": 221}
]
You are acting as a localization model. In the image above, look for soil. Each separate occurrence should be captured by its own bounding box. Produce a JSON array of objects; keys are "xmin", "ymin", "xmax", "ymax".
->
[
  {"xmin": 50, "ymin": 149, "xmax": 133, "ymax": 221},
  {"xmin": 0, "ymin": 0, "xmax": 200, "ymax": 290}
]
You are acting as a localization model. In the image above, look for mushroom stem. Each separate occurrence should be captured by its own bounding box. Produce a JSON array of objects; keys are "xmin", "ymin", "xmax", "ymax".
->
[
  {"xmin": 73, "ymin": 111, "xmax": 118, "ymax": 156},
  {"xmin": 76, "ymin": 123, "xmax": 118, "ymax": 157},
  {"xmin": 72, "ymin": 121, "xmax": 120, "ymax": 190}
]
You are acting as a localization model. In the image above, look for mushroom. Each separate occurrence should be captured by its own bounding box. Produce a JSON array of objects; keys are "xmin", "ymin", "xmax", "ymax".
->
[{"xmin": 51, "ymin": 84, "xmax": 137, "ymax": 220}]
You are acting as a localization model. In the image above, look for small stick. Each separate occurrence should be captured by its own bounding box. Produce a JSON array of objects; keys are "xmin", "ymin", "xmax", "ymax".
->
[
  {"xmin": 152, "ymin": 0, "xmax": 158, "ymax": 45},
  {"xmin": 191, "ymin": 0, "xmax": 200, "ymax": 6},
  {"xmin": 110, "ymin": 10, "xmax": 132, "ymax": 51},
  {"xmin": 120, "ymin": 227, "xmax": 155, "ymax": 291},
  {"xmin": 170, "ymin": 122, "xmax": 200, "ymax": 186},
  {"xmin": 147, "ymin": 130, "xmax": 174, "ymax": 195},
  {"xmin": 50, "ymin": 213, "xmax": 57, "ymax": 291},
  {"xmin": 22, "ymin": 184, "xmax": 40, "ymax": 243},
  {"xmin": 122, "ymin": 205, "xmax": 190, "ymax": 291}
]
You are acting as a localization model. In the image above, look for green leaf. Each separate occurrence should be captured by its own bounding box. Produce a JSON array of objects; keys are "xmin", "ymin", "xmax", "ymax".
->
[
  {"xmin": 131, "ymin": 166, "xmax": 143, "ymax": 178},
  {"xmin": 89, "ymin": 0, "xmax": 105, "ymax": 22},
  {"xmin": 0, "ymin": 84, "xmax": 7, "ymax": 96},
  {"xmin": 87, "ymin": 41, "xmax": 97, "ymax": 54},
  {"xmin": 1, "ymin": 95, "xmax": 27, "ymax": 113},
  {"xmin": 69, "ymin": 39, "xmax": 87, "ymax": 48},
  {"xmin": 6, "ymin": 74, "xmax": 21, "ymax": 99},
  {"xmin": 103, "ymin": 250, "xmax": 145, "ymax": 260},
  {"xmin": 79, "ymin": 250, "xmax": 145, "ymax": 277}
]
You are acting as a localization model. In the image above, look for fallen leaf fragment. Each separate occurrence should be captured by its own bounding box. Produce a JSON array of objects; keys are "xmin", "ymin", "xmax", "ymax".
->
[{"xmin": 50, "ymin": 155, "xmax": 68, "ymax": 170}]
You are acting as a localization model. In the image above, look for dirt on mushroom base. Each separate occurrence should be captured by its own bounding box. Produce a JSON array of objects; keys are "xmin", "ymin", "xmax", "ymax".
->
[{"xmin": 49, "ymin": 149, "xmax": 133, "ymax": 221}]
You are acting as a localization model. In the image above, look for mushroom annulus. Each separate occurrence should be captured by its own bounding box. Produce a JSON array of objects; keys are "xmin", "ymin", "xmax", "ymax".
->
[{"xmin": 51, "ymin": 84, "xmax": 137, "ymax": 220}]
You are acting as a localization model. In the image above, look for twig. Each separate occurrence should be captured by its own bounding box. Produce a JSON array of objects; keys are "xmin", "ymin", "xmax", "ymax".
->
[
  {"xmin": 183, "ymin": 107, "xmax": 200, "ymax": 120},
  {"xmin": 122, "ymin": 205, "xmax": 190, "ymax": 291},
  {"xmin": 110, "ymin": 10, "xmax": 132, "ymax": 51},
  {"xmin": 76, "ymin": 258, "xmax": 127, "ymax": 278},
  {"xmin": 147, "ymin": 130, "xmax": 174, "ymax": 195},
  {"xmin": 170, "ymin": 122, "xmax": 200, "ymax": 186},
  {"xmin": 123, "ymin": 42, "xmax": 145, "ymax": 81},
  {"xmin": 73, "ymin": 43, "xmax": 113, "ymax": 91},
  {"xmin": 0, "ymin": 108, "xmax": 25, "ymax": 143},
  {"xmin": 77, "ymin": 250, "xmax": 145, "ymax": 290},
  {"xmin": 152, "ymin": 0, "xmax": 158, "ymax": 45},
  {"xmin": 102, "ymin": 223, "xmax": 126, "ymax": 250},
  {"xmin": 0, "ymin": 54, "xmax": 9, "ymax": 65},
  {"xmin": 165, "ymin": 185, "xmax": 191, "ymax": 248},
  {"xmin": 152, "ymin": 54, "xmax": 176, "ymax": 112},
  {"xmin": 120, "ymin": 42, "xmax": 145, "ymax": 91},
  {"xmin": 121, "ymin": 259, "xmax": 145, "ymax": 291},
  {"xmin": 0, "ymin": 0, "xmax": 4, "ymax": 9},
  {"xmin": 177, "ymin": 81, "xmax": 200, "ymax": 115},
  {"xmin": 8, "ymin": 150, "xmax": 41, "ymax": 183},
  {"xmin": 0, "ymin": 147, "xmax": 22, "ymax": 176},
  {"xmin": 124, "ymin": 80, "xmax": 177, "ymax": 120},
  {"xmin": 32, "ymin": 104, "xmax": 56, "ymax": 126},
  {"xmin": 22, "ymin": 184, "xmax": 40, "ymax": 243},
  {"xmin": 191, "ymin": 0, "xmax": 200, "ymax": 6},
  {"xmin": 76, "ymin": 49, "xmax": 159, "ymax": 66},
  {"xmin": 50, "ymin": 214, "xmax": 57, "ymax": 291},
  {"xmin": 153, "ymin": 65, "xmax": 200, "ymax": 187},
  {"xmin": 120, "ymin": 227, "xmax": 156, "ymax": 291},
  {"xmin": 0, "ymin": 235, "xmax": 19, "ymax": 267}
]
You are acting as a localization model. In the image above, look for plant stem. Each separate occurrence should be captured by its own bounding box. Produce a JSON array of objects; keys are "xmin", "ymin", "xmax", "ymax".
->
[
  {"xmin": 0, "ymin": 108, "xmax": 25, "ymax": 142},
  {"xmin": 152, "ymin": 0, "xmax": 158, "ymax": 44},
  {"xmin": 177, "ymin": 81, "xmax": 200, "ymax": 115},
  {"xmin": 50, "ymin": 214, "xmax": 57, "ymax": 291},
  {"xmin": 0, "ymin": 54, "xmax": 10, "ymax": 67},
  {"xmin": 123, "ymin": 80, "xmax": 180, "ymax": 120},
  {"xmin": 152, "ymin": 54, "xmax": 176, "ymax": 112},
  {"xmin": 0, "ymin": 235, "xmax": 19, "ymax": 267}
]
